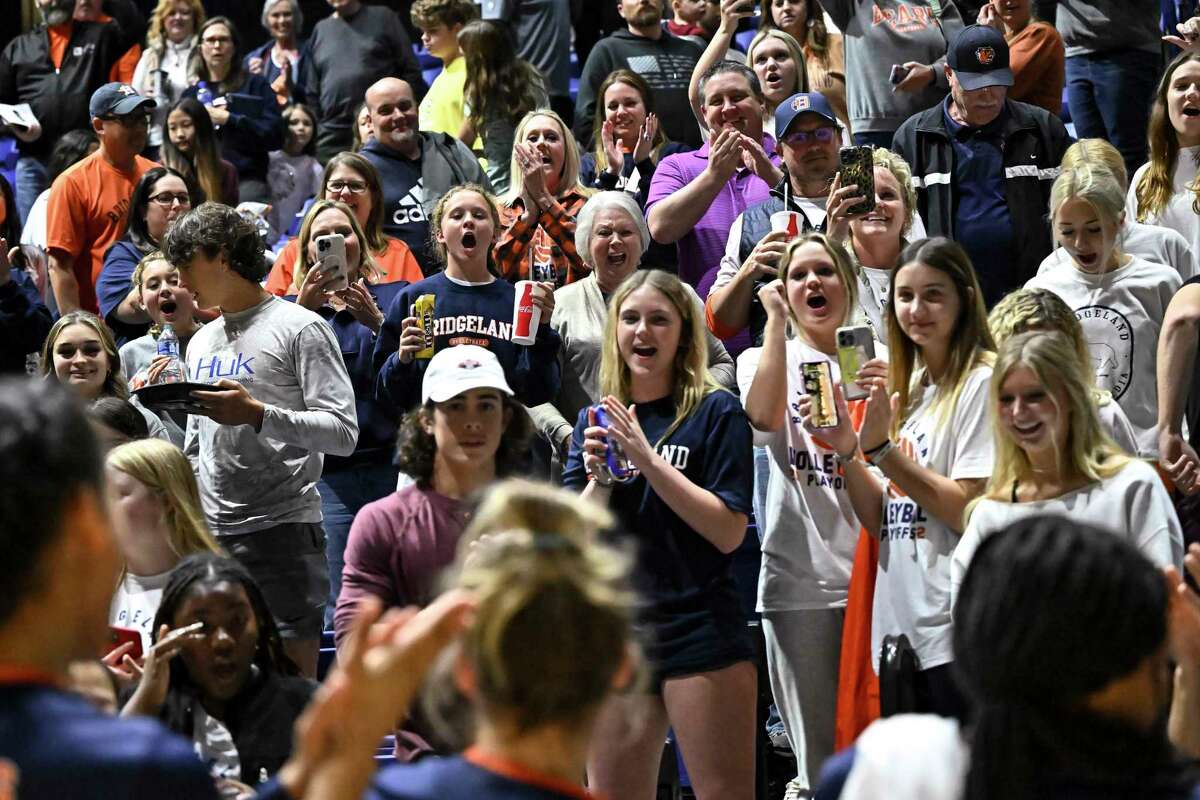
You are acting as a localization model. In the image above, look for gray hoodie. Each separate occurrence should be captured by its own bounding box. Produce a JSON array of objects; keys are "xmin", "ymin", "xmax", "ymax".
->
[{"xmin": 816, "ymin": 0, "xmax": 964, "ymax": 135}]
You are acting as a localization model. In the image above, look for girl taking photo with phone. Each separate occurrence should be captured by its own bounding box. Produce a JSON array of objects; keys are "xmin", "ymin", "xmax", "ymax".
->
[
  {"xmin": 740, "ymin": 233, "xmax": 886, "ymax": 794},
  {"xmin": 826, "ymin": 236, "xmax": 995, "ymax": 716},
  {"xmin": 563, "ymin": 269, "xmax": 756, "ymax": 800}
]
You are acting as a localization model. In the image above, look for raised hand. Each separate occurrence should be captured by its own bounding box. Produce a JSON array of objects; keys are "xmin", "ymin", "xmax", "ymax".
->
[
  {"xmin": 633, "ymin": 114, "xmax": 658, "ymax": 163},
  {"xmin": 756, "ymin": 278, "xmax": 789, "ymax": 320},
  {"xmin": 601, "ymin": 119, "xmax": 624, "ymax": 176}
]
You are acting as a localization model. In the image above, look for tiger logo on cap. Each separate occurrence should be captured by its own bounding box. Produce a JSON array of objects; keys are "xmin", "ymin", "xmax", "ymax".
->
[
  {"xmin": 791, "ymin": 95, "xmax": 811, "ymax": 111},
  {"xmin": 975, "ymin": 46, "xmax": 996, "ymax": 66}
]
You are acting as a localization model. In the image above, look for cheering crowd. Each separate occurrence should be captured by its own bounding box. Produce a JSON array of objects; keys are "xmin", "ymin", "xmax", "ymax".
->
[{"xmin": 6, "ymin": 0, "xmax": 1200, "ymax": 798}]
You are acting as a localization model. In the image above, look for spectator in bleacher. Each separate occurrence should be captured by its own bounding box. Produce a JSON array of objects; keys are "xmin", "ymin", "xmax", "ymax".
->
[
  {"xmin": 482, "ymin": 0, "xmax": 575, "ymax": 125},
  {"xmin": 989, "ymin": 288, "xmax": 1139, "ymax": 455},
  {"xmin": 1026, "ymin": 165, "xmax": 1180, "ymax": 459},
  {"xmin": 266, "ymin": 152, "xmax": 424, "ymax": 295},
  {"xmin": 305, "ymin": 0, "xmax": 426, "ymax": 162},
  {"xmin": 373, "ymin": 184, "xmax": 561, "ymax": 412},
  {"xmin": 105, "ymin": 438, "xmax": 222, "ymax": 655},
  {"xmin": 838, "ymin": 237, "xmax": 996, "ymax": 717},
  {"xmin": 814, "ymin": 0, "xmax": 964, "ymax": 149},
  {"xmin": 1042, "ymin": 139, "xmax": 1196, "ymax": 283},
  {"xmin": 121, "ymin": 553, "xmax": 317, "ymax": 794},
  {"xmin": 285, "ymin": 198, "xmax": 409, "ymax": 627},
  {"xmin": 574, "ymin": 0, "xmax": 705, "ymax": 150},
  {"xmin": 363, "ymin": 482, "xmax": 635, "ymax": 799},
  {"xmin": 132, "ymin": 0, "xmax": 204, "ymax": 156},
  {"xmin": 893, "ymin": 24, "xmax": 1070, "ymax": 306},
  {"xmin": 690, "ymin": 2, "xmax": 812, "ymax": 136},
  {"xmin": 162, "ymin": 97, "xmax": 238, "ymax": 205},
  {"xmin": 266, "ymin": 103, "xmax": 324, "ymax": 243},
  {"xmin": 97, "ymin": 166, "xmax": 202, "ymax": 344},
  {"xmin": 351, "ymin": 100, "xmax": 372, "ymax": 152},
  {"xmin": 118, "ymin": 251, "xmax": 202, "ymax": 442},
  {"xmin": 46, "ymin": 82, "xmax": 157, "ymax": 315},
  {"xmin": 0, "ymin": 234, "xmax": 52, "ymax": 375},
  {"xmin": 19, "ymin": 128, "xmax": 97, "ymax": 256},
  {"xmin": 670, "ymin": 0, "xmax": 708, "ymax": 37},
  {"xmin": 0, "ymin": 0, "xmax": 146, "ymax": 226},
  {"xmin": 362, "ymin": 77, "xmax": 491, "ymax": 273},
  {"xmin": 74, "ymin": 0, "xmax": 142, "ymax": 85},
  {"xmin": 563, "ymin": 268, "xmax": 756, "ymax": 800},
  {"xmin": 530, "ymin": 191, "xmax": 735, "ymax": 469},
  {"xmin": 335, "ymin": 345, "xmax": 532, "ymax": 647},
  {"xmin": 1054, "ymin": 0, "xmax": 1161, "ymax": 179},
  {"xmin": 495, "ymin": 110, "xmax": 590, "ymax": 286},
  {"xmin": 950, "ymin": 331, "xmax": 1182, "ymax": 606},
  {"xmin": 162, "ymin": 202, "xmax": 358, "ymax": 677},
  {"xmin": 458, "ymin": 20, "xmax": 548, "ymax": 195},
  {"xmin": 244, "ymin": 0, "xmax": 310, "ymax": 109},
  {"xmin": 183, "ymin": 17, "xmax": 284, "ymax": 203},
  {"xmin": 740, "ymin": 234, "xmax": 887, "ymax": 798},
  {"xmin": 411, "ymin": 0, "xmax": 478, "ymax": 138},
  {"xmin": 39, "ymin": 310, "xmax": 171, "ymax": 440},
  {"xmin": 88, "ymin": 396, "xmax": 151, "ymax": 449},
  {"xmin": 706, "ymin": 91, "xmax": 844, "ymax": 349},
  {"xmin": 1129, "ymin": 53, "xmax": 1200, "ymax": 264},
  {"xmin": 976, "ymin": 0, "xmax": 1063, "ymax": 116},
  {"xmin": 647, "ymin": 61, "xmax": 782, "ymax": 292},
  {"xmin": 0, "ymin": 378, "xmax": 220, "ymax": 799},
  {"xmin": 759, "ymin": 0, "xmax": 848, "ymax": 131}
]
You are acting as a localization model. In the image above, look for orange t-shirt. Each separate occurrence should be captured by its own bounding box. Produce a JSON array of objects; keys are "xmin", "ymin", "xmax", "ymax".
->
[
  {"xmin": 46, "ymin": 151, "xmax": 158, "ymax": 313},
  {"xmin": 265, "ymin": 236, "xmax": 425, "ymax": 295},
  {"xmin": 91, "ymin": 13, "xmax": 141, "ymax": 83},
  {"xmin": 48, "ymin": 24, "xmax": 71, "ymax": 69}
]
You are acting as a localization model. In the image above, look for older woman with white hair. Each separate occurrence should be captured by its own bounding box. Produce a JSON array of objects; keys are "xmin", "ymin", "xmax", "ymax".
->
[
  {"xmin": 243, "ymin": 0, "xmax": 309, "ymax": 107},
  {"xmin": 530, "ymin": 191, "xmax": 736, "ymax": 464}
]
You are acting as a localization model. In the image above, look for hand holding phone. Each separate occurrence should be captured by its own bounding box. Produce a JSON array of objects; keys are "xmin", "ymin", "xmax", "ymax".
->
[
  {"xmin": 315, "ymin": 233, "xmax": 350, "ymax": 292},
  {"xmin": 836, "ymin": 326, "xmax": 877, "ymax": 401},
  {"xmin": 838, "ymin": 146, "xmax": 876, "ymax": 217},
  {"xmin": 889, "ymin": 64, "xmax": 909, "ymax": 85}
]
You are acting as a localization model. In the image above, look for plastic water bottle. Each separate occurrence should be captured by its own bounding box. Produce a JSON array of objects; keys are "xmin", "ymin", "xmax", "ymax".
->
[
  {"xmin": 196, "ymin": 81, "xmax": 214, "ymax": 107},
  {"xmin": 155, "ymin": 324, "xmax": 186, "ymax": 384}
]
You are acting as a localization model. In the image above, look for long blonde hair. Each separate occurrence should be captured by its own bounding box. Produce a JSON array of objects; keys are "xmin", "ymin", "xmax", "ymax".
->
[
  {"xmin": 106, "ymin": 438, "xmax": 222, "ymax": 560},
  {"xmin": 778, "ymin": 233, "xmax": 859, "ymax": 340},
  {"xmin": 1049, "ymin": 165, "xmax": 1127, "ymax": 266},
  {"xmin": 1134, "ymin": 52, "xmax": 1200, "ymax": 222},
  {"xmin": 980, "ymin": 331, "xmax": 1130, "ymax": 504},
  {"xmin": 887, "ymin": 238, "xmax": 996, "ymax": 439},
  {"xmin": 599, "ymin": 271, "xmax": 723, "ymax": 446},
  {"xmin": 500, "ymin": 110, "xmax": 591, "ymax": 206},
  {"xmin": 746, "ymin": 29, "xmax": 809, "ymax": 106},
  {"xmin": 1062, "ymin": 138, "xmax": 1128, "ymax": 190},
  {"xmin": 294, "ymin": 200, "xmax": 381, "ymax": 289},
  {"xmin": 40, "ymin": 311, "xmax": 128, "ymax": 400}
]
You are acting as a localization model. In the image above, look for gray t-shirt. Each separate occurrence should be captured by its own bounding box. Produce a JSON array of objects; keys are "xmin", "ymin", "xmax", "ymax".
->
[
  {"xmin": 1054, "ymin": 0, "xmax": 1160, "ymax": 57},
  {"xmin": 483, "ymin": 0, "xmax": 572, "ymax": 99},
  {"xmin": 183, "ymin": 296, "xmax": 358, "ymax": 535}
]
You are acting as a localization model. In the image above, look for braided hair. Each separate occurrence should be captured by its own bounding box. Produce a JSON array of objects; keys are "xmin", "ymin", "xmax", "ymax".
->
[{"xmin": 954, "ymin": 516, "xmax": 1189, "ymax": 799}]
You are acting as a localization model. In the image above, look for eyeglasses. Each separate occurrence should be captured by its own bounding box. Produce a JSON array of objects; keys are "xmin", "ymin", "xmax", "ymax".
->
[
  {"xmin": 149, "ymin": 192, "xmax": 192, "ymax": 207},
  {"xmin": 782, "ymin": 127, "xmax": 838, "ymax": 146},
  {"xmin": 102, "ymin": 113, "xmax": 150, "ymax": 128},
  {"xmin": 327, "ymin": 180, "xmax": 368, "ymax": 194},
  {"xmin": 202, "ymin": 35, "xmax": 232, "ymax": 46}
]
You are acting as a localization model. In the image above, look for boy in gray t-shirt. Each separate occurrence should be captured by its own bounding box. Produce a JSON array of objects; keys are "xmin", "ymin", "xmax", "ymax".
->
[{"xmin": 163, "ymin": 202, "xmax": 359, "ymax": 676}]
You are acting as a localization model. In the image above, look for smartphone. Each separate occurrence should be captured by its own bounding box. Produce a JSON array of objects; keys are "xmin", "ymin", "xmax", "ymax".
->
[
  {"xmin": 889, "ymin": 64, "xmax": 909, "ymax": 85},
  {"xmin": 801, "ymin": 361, "xmax": 839, "ymax": 429},
  {"xmin": 836, "ymin": 325, "xmax": 877, "ymax": 401},
  {"xmin": 315, "ymin": 233, "xmax": 349, "ymax": 292},
  {"xmin": 838, "ymin": 146, "xmax": 876, "ymax": 217},
  {"xmin": 106, "ymin": 625, "xmax": 143, "ymax": 662}
]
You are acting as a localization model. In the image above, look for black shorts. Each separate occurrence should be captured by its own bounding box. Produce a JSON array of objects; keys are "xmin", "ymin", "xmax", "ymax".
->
[{"xmin": 223, "ymin": 522, "xmax": 328, "ymax": 640}]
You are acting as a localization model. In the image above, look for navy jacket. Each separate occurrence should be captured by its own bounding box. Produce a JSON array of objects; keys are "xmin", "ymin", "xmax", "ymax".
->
[
  {"xmin": 0, "ymin": 267, "xmax": 52, "ymax": 374},
  {"xmin": 97, "ymin": 238, "xmax": 151, "ymax": 346},
  {"xmin": 184, "ymin": 72, "xmax": 284, "ymax": 184}
]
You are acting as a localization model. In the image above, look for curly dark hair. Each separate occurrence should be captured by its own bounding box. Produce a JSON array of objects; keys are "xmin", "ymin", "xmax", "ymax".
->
[
  {"xmin": 395, "ymin": 396, "xmax": 533, "ymax": 485},
  {"xmin": 162, "ymin": 201, "xmax": 269, "ymax": 282}
]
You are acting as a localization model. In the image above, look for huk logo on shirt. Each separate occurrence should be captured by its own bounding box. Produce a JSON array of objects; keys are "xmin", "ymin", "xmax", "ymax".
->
[
  {"xmin": 193, "ymin": 354, "xmax": 255, "ymax": 381},
  {"xmin": 1074, "ymin": 305, "xmax": 1134, "ymax": 400},
  {"xmin": 871, "ymin": 3, "xmax": 936, "ymax": 32}
]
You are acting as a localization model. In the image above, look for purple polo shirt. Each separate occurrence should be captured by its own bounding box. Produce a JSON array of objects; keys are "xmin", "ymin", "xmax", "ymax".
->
[{"xmin": 646, "ymin": 133, "xmax": 780, "ymax": 294}]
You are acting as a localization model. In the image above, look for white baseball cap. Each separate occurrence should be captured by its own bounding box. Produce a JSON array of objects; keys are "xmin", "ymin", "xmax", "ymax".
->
[{"xmin": 421, "ymin": 345, "xmax": 514, "ymax": 404}]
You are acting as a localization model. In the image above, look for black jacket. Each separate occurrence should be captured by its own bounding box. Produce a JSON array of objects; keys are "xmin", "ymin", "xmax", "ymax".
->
[
  {"xmin": 0, "ymin": 0, "xmax": 146, "ymax": 160},
  {"xmin": 0, "ymin": 268, "xmax": 51, "ymax": 375},
  {"xmin": 892, "ymin": 98, "xmax": 1072, "ymax": 296}
]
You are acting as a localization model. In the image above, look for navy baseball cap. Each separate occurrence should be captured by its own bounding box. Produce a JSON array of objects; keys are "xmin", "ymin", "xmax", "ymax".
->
[
  {"xmin": 775, "ymin": 92, "xmax": 839, "ymax": 138},
  {"xmin": 89, "ymin": 82, "xmax": 155, "ymax": 119},
  {"xmin": 947, "ymin": 25, "xmax": 1013, "ymax": 91}
]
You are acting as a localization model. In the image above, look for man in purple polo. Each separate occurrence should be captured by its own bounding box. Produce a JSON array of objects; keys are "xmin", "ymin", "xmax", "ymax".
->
[{"xmin": 646, "ymin": 60, "xmax": 782, "ymax": 294}]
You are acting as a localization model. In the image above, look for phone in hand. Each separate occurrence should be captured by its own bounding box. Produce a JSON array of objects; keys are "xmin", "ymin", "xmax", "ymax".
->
[
  {"xmin": 889, "ymin": 64, "xmax": 910, "ymax": 85},
  {"xmin": 838, "ymin": 146, "xmax": 876, "ymax": 217},
  {"xmin": 836, "ymin": 325, "xmax": 877, "ymax": 401},
  {"xmin": 315, "ymin": 233, "xmax": 349, "ymax": 292},
  {"xmin": 802, "ymin": 361, "xmax": 839, "ymax": 429},
  {"xmin": 106, "ymin": 625, "xmax": 143, "ymax": 662}
]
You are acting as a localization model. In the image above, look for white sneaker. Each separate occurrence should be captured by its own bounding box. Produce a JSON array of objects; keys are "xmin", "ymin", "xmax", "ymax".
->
[{"xmin": 782, "ymin": 777, "xmax": 810, "ymax": 800}]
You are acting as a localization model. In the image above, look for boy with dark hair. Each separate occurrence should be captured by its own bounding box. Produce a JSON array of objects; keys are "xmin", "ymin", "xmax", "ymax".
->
[{"xmin": 162, "ymin": 201, "xmax": 359, "ymax": 677}]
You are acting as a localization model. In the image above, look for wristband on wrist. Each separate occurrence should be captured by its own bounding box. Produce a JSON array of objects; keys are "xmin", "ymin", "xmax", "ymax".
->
[
  {"xmin": 834, "ymin": 448, "xmax": 858, "ymax": 466},
  {"xmin": 865, "ymin": 440, "xmax": 895, "ymax": 466}
]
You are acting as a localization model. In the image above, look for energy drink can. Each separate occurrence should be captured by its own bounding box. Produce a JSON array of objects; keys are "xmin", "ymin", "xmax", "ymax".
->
[
  {"xmin": 589, "ymin": 405, "xmax": 638, "ymax": 483},
  {"xmin": 414, "ymin": 294, "xmax": 436, "ymax": 360}
]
